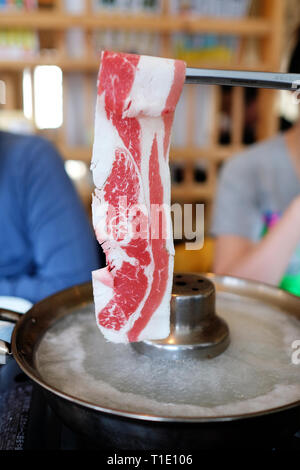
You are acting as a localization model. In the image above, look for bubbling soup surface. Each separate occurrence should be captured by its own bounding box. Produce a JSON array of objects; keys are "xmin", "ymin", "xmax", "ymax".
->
[{"xmin": 35, "ymin": 292, "xmax": 300, "ymax": 418}]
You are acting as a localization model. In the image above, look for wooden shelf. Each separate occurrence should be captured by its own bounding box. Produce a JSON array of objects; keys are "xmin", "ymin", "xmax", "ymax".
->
[
  {"xmin": 0, "ymin": 12, "xmax": 271, "ymax": 36},
  {"xmin": 0, "ymin": 0, "xmax": 284, "ymax": 215},
  {"xmin": 58, "ymin": 145, "xmax": 216, "ymax": 203},
  {"xmin": 171, "ymin": 146, "xmax": 245, "ymax": 162},
  {"xmin": 172, "ymin": 184, "xmax": 214, "ymax": 201},
  {"xmin": 0, "ymin": 58, "xmax": 100, "ymax": 72},
  {"xmin": 0, "ymin": 58, "xmax": 275, "ymax": 73},
  {"xmin": 181, "ymin": 17, "xmax": 270, "ymax": 36},
  {"xmin": 59, "ymin": 145, "xmax": 92, "ymax": 162},
  {"xmin": 58, "ymin": 145, "xmax": 244, "ymax": 163}
]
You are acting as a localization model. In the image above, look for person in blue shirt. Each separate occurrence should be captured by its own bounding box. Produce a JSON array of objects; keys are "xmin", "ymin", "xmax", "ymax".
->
[{"xmin": 0, "ymin": 131, "xmax": 100, "ymax": 303}]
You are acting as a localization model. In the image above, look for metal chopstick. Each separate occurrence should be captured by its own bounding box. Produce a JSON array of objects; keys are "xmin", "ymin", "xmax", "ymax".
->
[{"xmin": 185, "ymin": 68, "xmax": 300, "ymax": 91}]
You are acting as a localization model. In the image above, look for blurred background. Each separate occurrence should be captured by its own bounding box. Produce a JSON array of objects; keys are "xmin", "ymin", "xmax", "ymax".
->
[{"xmin": 0, "ymin": 0, "xmax": 298, "ymax": 272}]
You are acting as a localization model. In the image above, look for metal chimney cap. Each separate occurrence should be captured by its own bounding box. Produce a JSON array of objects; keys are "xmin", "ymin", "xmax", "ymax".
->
[{"xmin": 132, "ymin": 273, "xmax": 230, "ymax": 361}]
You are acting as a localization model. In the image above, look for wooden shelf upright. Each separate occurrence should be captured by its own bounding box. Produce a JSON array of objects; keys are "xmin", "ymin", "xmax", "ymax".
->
[{"xmin": 0, "ymin": 0, "xmax": 285, "ymax": 217}]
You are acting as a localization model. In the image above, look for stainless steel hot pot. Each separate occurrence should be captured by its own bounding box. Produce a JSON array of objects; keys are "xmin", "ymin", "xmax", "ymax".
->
[{"xmin": 0, "ymin": 273, "xmax": 299, "ymax": 450}]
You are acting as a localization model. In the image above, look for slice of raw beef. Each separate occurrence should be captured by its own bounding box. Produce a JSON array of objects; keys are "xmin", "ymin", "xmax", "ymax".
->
[{"xmin": 91, "ymin": 51, "xmax": 186, "ymax": 343}]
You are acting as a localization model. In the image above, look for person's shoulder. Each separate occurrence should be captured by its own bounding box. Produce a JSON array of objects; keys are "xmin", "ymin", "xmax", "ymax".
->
[
  {"xmin": 0, "ymin": 130, "xmax": 50, "ymax": 151},
  {"xmin": 0, "ymin": 131, "xmax": 58, "ymax": 155},
  {"xmin": 221, "ymin": 134, "xmax": 284, "ymax": 179},
  {"xmin": 0, "ymin": 131, "xmax": 63, "ymax": 178}
]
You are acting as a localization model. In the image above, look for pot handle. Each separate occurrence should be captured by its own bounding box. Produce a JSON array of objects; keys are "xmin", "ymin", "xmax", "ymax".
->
[{"xmin": 0, "ymin": 308, "xmax": 23, "ymax": 364}]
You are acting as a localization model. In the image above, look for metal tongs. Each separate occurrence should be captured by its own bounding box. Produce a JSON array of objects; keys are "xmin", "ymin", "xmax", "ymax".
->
[{"xmin": 185, "ymin": 68, "xmax": 300, "ymax": 90}]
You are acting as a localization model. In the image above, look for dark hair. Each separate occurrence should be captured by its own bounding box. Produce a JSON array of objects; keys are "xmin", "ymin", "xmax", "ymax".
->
[{"xmin": 288, "ymin": 27, "xmax": 300, "ymax": 74}]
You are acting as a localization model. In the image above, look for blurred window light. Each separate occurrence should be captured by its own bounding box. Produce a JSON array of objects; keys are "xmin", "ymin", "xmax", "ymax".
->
[
  {"xmin": 34, "ymin": 66, "xmax": 63, "ymax": 129},
  {"xmin": 65, "ymin": 160, "xmax": 87, "ymax": 180},
  {"xmin": 23, "ymin": 68, "xmax": 33, "ymax": 120}
]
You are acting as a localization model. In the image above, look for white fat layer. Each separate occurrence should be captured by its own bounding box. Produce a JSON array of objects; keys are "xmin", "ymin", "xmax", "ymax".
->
[
  {"xmin": 92, "ymin": 269, "xmax": 113, "ymax": 315},
  {"xmin": 106, "ymin": 245, "xmax": 136, "ymax": 271},
  {"xmin": 138, "ymin": 116, "xmax": 157, "ymax": 215},
  {"xmin": 91, "ymin": 93, "xmax": 124, "ymax": 189},
  {"xmin": 155, "ymin": 119, "xmax": 175, "ymax": 257},
  {"xmin": 123, "ymin": 56, "xmax": 174, "ymax": 118},
  {"xmin": 98, "ymin": 324, "xmax": 129, "ymax": 343},
  {"xmin": 91, "ymin": 191, "xmax": 107, "ymax": 243}
]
